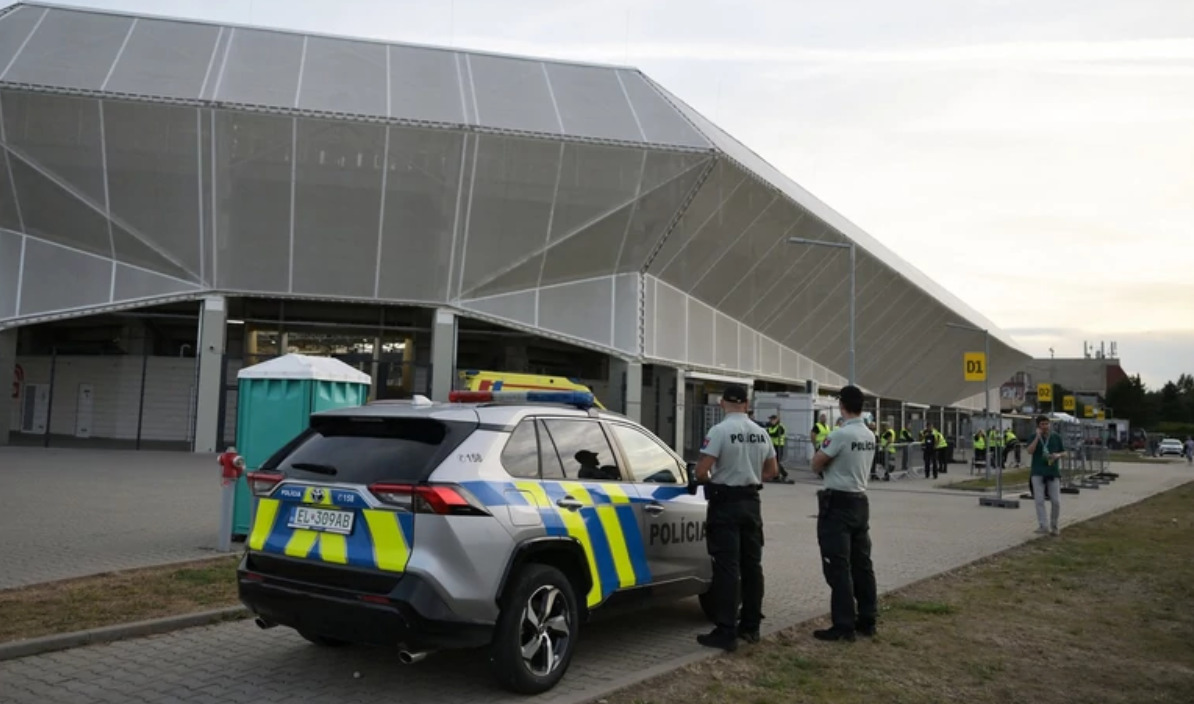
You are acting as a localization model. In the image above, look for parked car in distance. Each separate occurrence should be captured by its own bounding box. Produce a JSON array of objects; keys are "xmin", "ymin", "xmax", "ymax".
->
[{"xmin": 1157, "ymin": 438, "xmax": 1184, "ymax": 457}]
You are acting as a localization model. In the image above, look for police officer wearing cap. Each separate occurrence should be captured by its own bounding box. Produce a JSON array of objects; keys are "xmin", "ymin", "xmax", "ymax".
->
[
  {"xmin": 692, "ymin": 383, "xmax": 778, "ymax": 651},
  {"xmin": 810, "ymin": 384, "xmax": 878, "ymax": 641}
]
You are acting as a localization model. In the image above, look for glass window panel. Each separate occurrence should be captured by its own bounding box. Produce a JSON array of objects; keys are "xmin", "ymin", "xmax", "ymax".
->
[
  {"xmin": 298, "ymin": 37, "xmax": 386, "ymax": 117},
  {"xmin": 0, "ymin": 7, "xmax": 44, "ymax": 77},
  {"xmin": 103, "ymin": 19, "xmax": 220, "ymax": 99},
  {"xmin": 104, "ymin": 101, "xmax": 201, "ymax": 276},
  {"xmin": 612, "ymin": 273, "xmax": 638, "ymax": 354},
  {"xmin": 654, "ymin": 280, "xmax": 686, "ymax": 361},
  {"xmin": 714, "ymin": 313, "xmax": 738, "ymax": 369},
  {"xmin": 459, "ymin": 290, "xmax": 535, "ymax": 328},
  {"xmin": 537, "ymin": 277, "xmax": 612, "ymax": 348},
  {"xmin": 663, "ymin": 173, "xmax": 772, "ymax": 293},
  {"xmin": 214, "ymin": 111, "xmax": 293, "ymax": 292},
  {"xmin": 0, "ymin": 229, "xmax": 20, "ymax": 319},
  {"xmin": 615, "ymin": 160, "xmax": 708, "ymax": 274},
  {"xmin": 542, "ymin": 419, "xmax": 621, "ymax": 481},
  {"xmin": 19, "ymin": 237, "xmax": 111, "ymax": 315},
  {"xmin": 9, "ymin": 157, "xmax": 110, "ymax": 257},
  {"xmin": 215, "ymin": 28, "xmax": 303, "ymax": 109},
  {"xmin": 113, "ymin": 263, "xmax": 197, "ymax": 302},
  {"xmin": 111, "ymin": 222, "xmax": 193, "ymax": 281},
  {"xmin": 610, "ymin": 423, "xmax": 681, "ymax": 484},
  {"xmin": 2, "ymin": 9, "xmax": 132, "ymax": 91},
  {"xmin": 545, "ymin": 63, "xmax": 642, "ymax": 142},
  {"xmin": 291, "ymin": 118, "xmax": 386, "ymax": 299},
  {"xmin": 0, "ymin": 150, "xmax": 21, "ymax": 231},
  {"xmin": 615, "ymin": 70, "xmax": 708, "ymax": 148},
  {"xmin": 458, "ymin": 135, "xmax": 559, "ymax": 297},
  {"xmin": 376, "ymin": 127, "xmax": 464, "ymax": 303},
  {"xmin": 2, "ymin": 91, "xmax": 106, "ymax": 206},
  {"xmin": 500, "ymin": 420, "xmax": 540, "ymax": 479},
  {"xmin": 686, "ymin": 297, "xmax": 714, "ymax": 367},
  {"xmin": 468, "ymin": 54, "xmax": 560, "ymax": 135},
  {"xmin": 539, "ymin": 204, "xmax": 631, "ymax": 288},
  {"xmin": 388, "ymin": 46, "xmax": 467, "ymax": 124},
  {"xmin": 537, "ymin": 420, "xmax": 566, "ymax": 480},
  {"xmin": 549, "ymin": 143, "xmax": 642, "ymax": 245}
]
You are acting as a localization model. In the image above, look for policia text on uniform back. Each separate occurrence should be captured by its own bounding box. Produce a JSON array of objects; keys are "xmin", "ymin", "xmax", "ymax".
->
[
  {"xmin": 809, "ymin": 384, "xmax": 879, "ymax": 641},
  {"xmin": 690, "ymin": 384, "xmax": 778, "ymax": 652}
]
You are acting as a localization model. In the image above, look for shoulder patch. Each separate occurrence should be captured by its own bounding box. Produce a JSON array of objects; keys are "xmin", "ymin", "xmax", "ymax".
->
[
  {"xmin": 701, "ymin": 436, "xmax": 711, "ymax": 449},
  {"xmin": 822, "ymin": 438, "xmax": 832, "ymax": 448}
]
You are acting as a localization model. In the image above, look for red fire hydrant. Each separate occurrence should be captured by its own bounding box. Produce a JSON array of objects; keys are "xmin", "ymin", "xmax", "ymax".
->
[{"xmin": 219, "ymin": 447, "xmax": 246, "ymax": 486}]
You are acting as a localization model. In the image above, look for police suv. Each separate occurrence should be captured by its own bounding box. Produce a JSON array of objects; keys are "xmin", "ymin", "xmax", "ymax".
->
[{"xmin": 238, "ymin": 390, "xmax": 714, "ymax": 694}]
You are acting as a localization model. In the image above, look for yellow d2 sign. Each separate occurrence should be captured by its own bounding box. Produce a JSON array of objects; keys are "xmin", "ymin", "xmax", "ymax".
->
[
  {"xmin": 963, "ymin": 352, "xmax": 987, "ymax": 381},
  {"xmin": 1063, "ymin": 395, "xmax": 1075, "ymax": 411},
  {"xmin": 1084, "ymin": 406, "xmax": 1094, "ymax": 418},
  {"xmin": 1037, "ymin": 383, "xmax": 1053, "ymax": 403},
  {"xmin": 1096, "ymin": 410, "xmax": 1105, "ymax": 420}
]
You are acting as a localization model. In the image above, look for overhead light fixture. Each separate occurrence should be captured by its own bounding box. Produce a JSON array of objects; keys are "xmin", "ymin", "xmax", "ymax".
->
[{"xmin": 227, "ymin": 319, "xmax": 245, "ymax": 325}]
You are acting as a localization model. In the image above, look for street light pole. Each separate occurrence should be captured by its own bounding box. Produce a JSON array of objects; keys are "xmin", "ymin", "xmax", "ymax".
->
[
  {"xmin": 789, "ymin": 237, "xmax": 855, "ymax": 386},
  {"xmin": 946, "ymin": 321, "xmax": 1018, "ymax": 510}
]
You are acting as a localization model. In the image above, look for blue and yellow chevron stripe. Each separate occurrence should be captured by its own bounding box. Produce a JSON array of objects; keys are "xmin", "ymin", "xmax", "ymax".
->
[
  {"xmin": 464, "ymin": 479, "xmax": 654, "ymax": 608},
  {"xmin": 248, "ymin": 487, "xmax": 413, "ymax": 573}
]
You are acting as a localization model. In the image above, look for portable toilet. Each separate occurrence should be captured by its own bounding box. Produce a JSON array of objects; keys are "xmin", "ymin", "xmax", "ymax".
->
[{"xmin": 229, "ymin": 354, "xmax": 371, "ymax": 539}]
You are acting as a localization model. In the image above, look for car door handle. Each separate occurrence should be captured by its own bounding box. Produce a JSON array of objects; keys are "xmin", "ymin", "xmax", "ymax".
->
[
  {"xmin": 644, "ymin": 502, "xmax": 665, "ymax": 515},
  {"xmin": 556, "ymin": 497, "xmax": 584, "ymax": 511}
]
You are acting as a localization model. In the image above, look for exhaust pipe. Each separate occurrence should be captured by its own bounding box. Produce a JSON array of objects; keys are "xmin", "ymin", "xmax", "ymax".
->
[
  {"xmin": 254, "ymin": 618, "xmax": 277, "ymax": 630},
  {"xmin": 398, "ymin": 650, "xmax": 429, "ymax": 665}
]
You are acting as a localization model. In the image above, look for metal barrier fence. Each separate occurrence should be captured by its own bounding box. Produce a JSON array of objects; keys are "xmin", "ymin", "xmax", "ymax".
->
[{"xmin": 9, "ymin": 351, "xmax": 200, "ymax": 451}]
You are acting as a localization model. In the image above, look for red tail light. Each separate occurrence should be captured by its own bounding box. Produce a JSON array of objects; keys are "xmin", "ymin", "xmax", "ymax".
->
[
  {"xmin": 247, "ymin": 471, "xmax": 283, "ymax": 497},
  {"xmin": 368, "ymin": 483, "xmax": 488, "ymax": 516}
]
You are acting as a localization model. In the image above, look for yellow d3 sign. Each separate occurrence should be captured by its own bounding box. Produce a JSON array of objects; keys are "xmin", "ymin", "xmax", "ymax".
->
[
  {"xmin": 963, "ymin": 352, "xmax": 987, "ymax": 381},
  {"xmin": 1037, "ymin": 383, "xmax": 1053, "ymax": 403},
  {"xmin": 1063, "ymin": 395, "xmax": 1075, "ymax": 411}
]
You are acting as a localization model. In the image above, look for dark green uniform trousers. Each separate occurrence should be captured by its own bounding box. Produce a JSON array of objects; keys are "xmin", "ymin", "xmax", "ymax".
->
[{"xmin": 816, "ymin": 489, "xmax": 878, "ymax": 633}]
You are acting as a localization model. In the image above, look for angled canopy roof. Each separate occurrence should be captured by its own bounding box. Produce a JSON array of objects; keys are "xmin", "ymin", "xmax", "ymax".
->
[{"xmin": 0, "ymin": 1, "xmax": 1030, "ymax": 406}]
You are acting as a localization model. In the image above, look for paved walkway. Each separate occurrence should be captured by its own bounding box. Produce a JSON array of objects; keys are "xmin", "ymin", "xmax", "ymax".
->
[
  {"xmin": 1, "ymin": 454, "xmax": 1189, "ymax": 704},
  {"xmin": 0, "ymin": 447, "xmax": 220, "ymax": 589}
]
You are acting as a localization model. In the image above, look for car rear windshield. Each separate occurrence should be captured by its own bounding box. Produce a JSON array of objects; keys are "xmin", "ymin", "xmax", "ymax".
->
[{"xmin": 262, "ymin": 416, "xmax": 476, "ymax": 485}]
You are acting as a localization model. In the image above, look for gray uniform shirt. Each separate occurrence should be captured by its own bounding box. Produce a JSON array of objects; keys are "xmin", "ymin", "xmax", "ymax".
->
[
  {"xmin": 701, "ymin": 413, "xmax": 776, "ymax": 486},
  {"xmin": 819, "ymin": 417, "xmax": 875, "ymax": 493}
]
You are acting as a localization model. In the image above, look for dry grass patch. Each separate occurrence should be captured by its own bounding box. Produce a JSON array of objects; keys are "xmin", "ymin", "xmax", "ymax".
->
[
  {"xmin": 0, "ymin": 556, "xmax": 242, "ymax": 643},
  {"xmin": 944, "ymin": 467, "xmax": 1032, "ymax": 491},
  {"xmin": 606, "ymin": 482, "xmax": 1194, "ymax": 704}
]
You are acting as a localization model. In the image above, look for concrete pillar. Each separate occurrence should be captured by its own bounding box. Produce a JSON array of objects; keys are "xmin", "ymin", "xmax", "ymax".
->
[
  {"xmin": 0, "ymin": 329, "xmax": 17, "ymax": 446},
  {"xmin": 430, "ymin": 309, "xmax": 457, "ymax": 403},
  {"xmin": 900, "ymin": 401, "xmax": 906, "ymax": 431},
  {"xmin": 625, "ymin": 361, "xmax": 643, "ymax": 423},
  {"xmin": 605, "ymin": 358, "xmax": 627, "ymax": 414},
  {"xmin": 193, "ymin": 295, "xmax": 227, "ymax": 454},
  {"xmin": 674, "ymin": 367, "xmax": 686, "ymax": 456}
]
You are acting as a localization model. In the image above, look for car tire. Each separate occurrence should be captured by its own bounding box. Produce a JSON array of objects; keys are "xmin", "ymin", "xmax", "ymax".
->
[
  {"xmin": 490, "ymin": 564, "xmax": 578, "ymax": 695},
  {"xmin": 299, "ymin": 631, "xmax": 350, "ymax": 648}
]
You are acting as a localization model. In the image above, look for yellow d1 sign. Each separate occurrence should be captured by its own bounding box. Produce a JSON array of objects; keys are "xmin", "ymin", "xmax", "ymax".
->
[
  {"xmin": 963, "ymin": 352, "xmax": 987, "ymax": 381},
  {"xmin": 1063, "ymin": 395, "xmax": 1075, "ymax": 411},
  {"xmin": 1037, "ymin": 383, "xmax": 1053, "ymax": 403}
]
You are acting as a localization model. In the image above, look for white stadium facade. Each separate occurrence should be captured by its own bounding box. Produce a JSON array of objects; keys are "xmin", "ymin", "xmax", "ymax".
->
[{"xmin": 0, "ymin": 2, "xmax": 1029, "ymax": 457}]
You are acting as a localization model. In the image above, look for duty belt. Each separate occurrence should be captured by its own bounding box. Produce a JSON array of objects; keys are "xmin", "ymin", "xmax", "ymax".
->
[{"xmin": 705, "ymin": 483, "xmax": 761, "ymax": 502}]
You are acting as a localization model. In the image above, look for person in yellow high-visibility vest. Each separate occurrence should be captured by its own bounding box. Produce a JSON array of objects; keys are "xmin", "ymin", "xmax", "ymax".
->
[
  {"xmin": 987, "ymin": 428, "xmax": 1004, "ymax": 469},
  {"xmin": 973, "ymin": 430, "xmax": 987, "ymax": 470},
  {"xmin": 1004, "ymin": 428, "xmax": 1021, "ymax": 467},
  {"xmin": 766, "ymin": 414, "xmax": 794, "ymax": 484},
  {"xmin": 880, "ymin": 426, "xmax": 896, "ymax": 481},
  {"xmin": 811, "ymin": 412, "xmax": 831, "ymax": 461},
  {"xmin": 932, "ymin": 425, "xmax": 949, "ymax": 476},
  {"xmin": 899, "ymin": 427, "xmax": 915, "ymax": 472}
]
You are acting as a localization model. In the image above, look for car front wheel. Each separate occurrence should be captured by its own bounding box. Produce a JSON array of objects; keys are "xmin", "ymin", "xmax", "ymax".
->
[{"xmin": 490, "ymin": 564, "xmax": 578, "ymax": 694}]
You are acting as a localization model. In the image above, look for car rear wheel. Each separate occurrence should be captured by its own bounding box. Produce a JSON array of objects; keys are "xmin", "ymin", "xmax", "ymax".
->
[
  {"xmin": 299, "ymin": 631, "xmax": 350, "ymax": 648},
  {"xmin": 490, "ymin": 564, "xmax": 578, "ymax": 694}
]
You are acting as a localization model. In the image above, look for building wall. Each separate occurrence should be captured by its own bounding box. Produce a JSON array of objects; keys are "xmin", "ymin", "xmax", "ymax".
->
[{"xmin": 13, "ymin": 355, "xmax": 198, "ymax": 443}]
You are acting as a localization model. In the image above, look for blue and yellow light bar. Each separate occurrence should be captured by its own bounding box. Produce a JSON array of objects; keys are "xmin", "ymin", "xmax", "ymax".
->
[{"xmin": 448, "ymin": 390, "xmax": 596, "ymax": 409}]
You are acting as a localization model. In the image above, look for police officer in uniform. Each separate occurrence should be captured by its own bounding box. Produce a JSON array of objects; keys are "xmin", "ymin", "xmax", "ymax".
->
[
  {"xmin": 810, "ymin": 385, "xmax": 878, "ymax": 641},
  {"xmin": 692, "ymin": 384, "xmax": 779, "ymax": 651}
]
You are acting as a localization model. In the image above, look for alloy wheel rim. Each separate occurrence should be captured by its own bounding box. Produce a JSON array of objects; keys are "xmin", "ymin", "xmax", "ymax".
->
[{"xmin": 519, "ymin": 585, "xmax": 571, "ymax": 677}]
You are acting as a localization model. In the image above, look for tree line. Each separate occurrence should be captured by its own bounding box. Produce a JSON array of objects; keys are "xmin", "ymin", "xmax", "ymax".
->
[{"xmin": 1106, "ymin": 373, "xmax": 1194, "ymax": 436}]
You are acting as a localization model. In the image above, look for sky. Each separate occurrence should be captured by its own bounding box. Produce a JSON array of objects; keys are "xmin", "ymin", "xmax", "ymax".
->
[{"xmin": 55, "ymin": 0, "xmax": 1194, "ymax": 389}]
